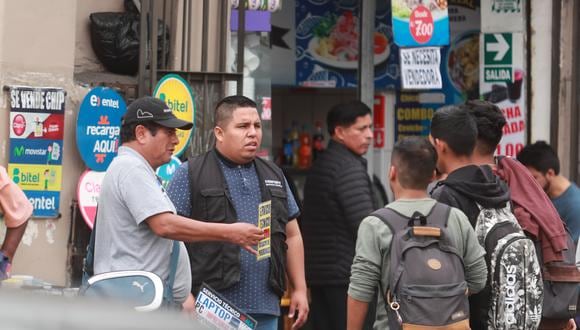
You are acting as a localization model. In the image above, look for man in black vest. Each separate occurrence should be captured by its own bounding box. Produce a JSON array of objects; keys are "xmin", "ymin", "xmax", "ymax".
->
[
  {"xmin": 167, "ymin": 96, "xmax": 308, "ymax": 329},
  {"xmin": 301, "ymin": 101, "xmax": 376, "ymax": 330}
]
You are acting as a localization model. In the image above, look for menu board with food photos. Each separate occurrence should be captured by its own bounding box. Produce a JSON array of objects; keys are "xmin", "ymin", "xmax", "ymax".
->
[{"xmin": 295, "ymin": 0, "xmax": 400, "ymax": 89}]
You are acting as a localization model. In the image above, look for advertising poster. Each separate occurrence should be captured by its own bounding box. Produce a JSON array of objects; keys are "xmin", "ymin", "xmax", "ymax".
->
[
  {"xmin": 481, "ymin": 0, "xmax": 524, "ymax": 33},
  {"xmin": 394, "ymin": 92, "xmax": 445, "ymax": 141},
  {"xmin": 76, "ymin": 87, "xmax": 127, "ymax": 172},
  {"xmin": 156, "ymin": 156, "xmax": 182, "ymax": 188},
  {"xmin": 153, "ymin": 74, "xmax": 196, "ymax": 157},
  {"xmin": 296, "ymin": 0, "xmax": 400, "ymax": 88},
  {"xmin": 195, "ymin": 283, "xmax": 257, "ymax": 330},
  {"xmin": 7, "ymin": 86, "xmax": 66, "ymax": 218},
  {"xmin": 400, "ymin": 47, "xmax": 442, "ymax": 90},
  {"xmin": 440, "ymin": 0, "xmax": 481, "ymax": 104},
  {"xmin": 392, "ymin": 0, "xmax": 450, "ymax": 47},
  {"xmin": 257, "ymin": 201, "xmax": 271, "ymax": 261},
  {"xmin": 480, "ymin": 32, "xmax": 526, "ymax": 156},
  {"xmin": 77, "ymin": 170, "xmax": 106, "ymax": 229}
]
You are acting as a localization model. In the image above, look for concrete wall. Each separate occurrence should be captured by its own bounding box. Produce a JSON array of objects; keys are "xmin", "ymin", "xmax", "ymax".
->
[{"xmin": 529, "ymin": 0, "xmax": 553, "ymax": 143}]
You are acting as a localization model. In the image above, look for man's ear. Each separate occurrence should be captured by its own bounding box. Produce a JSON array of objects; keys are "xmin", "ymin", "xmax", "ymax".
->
[
  {"xmin": 134, "ymin": 125, "xmax": 147, "ymax": 144},
  {"xmin": 214, "ymin": 126, "xmax": 224, "ymax": 143},
  {"xmin": 389, "ymin": 165, "xmax": 396, "ymax": 182},
  {"xmin": 334, "ymin": 126, "xmax": 345, "ymax": 142},
  {"xmin": 546, "ymin": 168, "xmax": 557, "ymax": 179}
]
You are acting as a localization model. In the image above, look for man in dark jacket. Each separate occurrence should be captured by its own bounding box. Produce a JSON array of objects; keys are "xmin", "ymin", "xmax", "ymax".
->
[
  {"xmin": 301, "ymin": 101, "xmax": 376, "ymax": 330},
  {"xmin": 429, "ymin": 104, "xmax": 511, "ymax": 329}
]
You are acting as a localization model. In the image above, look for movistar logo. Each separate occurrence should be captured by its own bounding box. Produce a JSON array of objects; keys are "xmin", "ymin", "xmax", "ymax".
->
[{"xmin": 14, "ymin": 146, "xmax": 25, "ymax": 157}]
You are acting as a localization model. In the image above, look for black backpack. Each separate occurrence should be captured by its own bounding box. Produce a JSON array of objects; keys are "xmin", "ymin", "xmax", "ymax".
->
[
  {"xmin": 372, "ymin": 203, "xmax": 470, "ymax": 329},
  {"xmin": 535, "ymin": 231, "xmax": 579, "ymax": 320}
]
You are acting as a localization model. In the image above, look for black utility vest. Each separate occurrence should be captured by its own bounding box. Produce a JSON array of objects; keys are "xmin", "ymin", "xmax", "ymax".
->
[{"xmin": 186, "ymin": 150, "xmax": 289, "ymax": 296}]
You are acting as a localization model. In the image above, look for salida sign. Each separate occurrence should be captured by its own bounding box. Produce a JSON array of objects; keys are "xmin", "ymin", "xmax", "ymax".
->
[{"xmin": 76, "ymin": 87, "xmax": 127, "ymax": 172}]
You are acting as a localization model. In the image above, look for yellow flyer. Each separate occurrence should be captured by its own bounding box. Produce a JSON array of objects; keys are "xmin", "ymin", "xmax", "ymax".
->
[{"xmin": 257, "ymin": 200, "xmax": 271, "ymax": 261}]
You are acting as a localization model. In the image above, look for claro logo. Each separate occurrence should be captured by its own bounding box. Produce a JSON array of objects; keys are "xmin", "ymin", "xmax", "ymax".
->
[
  {"xmin": 12, "ymin": 114, "xmax": 26, "ymax": 136},
  {"xmin": 90, "ymin": 95, "xmax": 120, "ymax": 109}
]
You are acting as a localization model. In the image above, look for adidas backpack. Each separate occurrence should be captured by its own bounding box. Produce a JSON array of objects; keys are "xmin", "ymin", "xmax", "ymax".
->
[
  {"xmin": 372, "ymin": 203, "xmax": 470, "ymax": 329},
  {"xmin": 474, "ymin": 203, "xmax": 543, "ymax": 329}
]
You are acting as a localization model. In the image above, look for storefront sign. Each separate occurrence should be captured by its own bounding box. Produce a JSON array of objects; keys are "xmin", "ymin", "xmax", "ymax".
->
[
  {"xmin": 153, "ymin": 74, "xmax": 195, "ymax": 157},
  {"xmin": 481, "ymin": 0, "xmax": 524, "ymax": 33},
  {"xmin": 155, "ymin": 156, "xmax": 181, "ymax": 188},
  {"xmin": 77, "ymin": 170, "xmax": 105, "ymax": 229},
  {"xmin": 7, "ymin": 86, "xmax": 65, "ymax": 218},
  {"xmin": 296, "ymin": 1, "xmax": 399, "ymax": 88},
  {"xmin": 260, "ymin": 97, "xmax": 272, "ymax": 121},
  {"xmin": 480, "ymin": 32, "xmax": 526, "ymax": 156},
  {"xmin": 483, "ymin": 33, "xmax": 512, "ymax": 82},
  {"xmin": 400, "ymin": 47, "xmax": 442, "ymax": 89},
  {"xmin": 374, "ymin": 95, "xmax": 386, "ymax": 148},
  {"xmin": 395, "ymin": 92, "xmax": 444, "ymax": 141},
  {"xmin": 392, "ymin": 0, "xmax": 449, "ymax": 47},
  {"xmin": 195, "ymin": 284, "xmax": 257, "ymax": 330},
  {"xmin": 76, "ymin": 87, "xmax": 126, "ymax": 172}
]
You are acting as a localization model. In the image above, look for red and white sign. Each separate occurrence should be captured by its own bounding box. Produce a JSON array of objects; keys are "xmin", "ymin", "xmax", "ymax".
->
[
  {"xmin": 77, "ymin": 170, "xmax": 106, "ymax": 229},
  {"xmin": 410, "ymin": 5, "xmax": 434, "ymax": 44},
  {"xmin": 374, "ymin": 95, "xmax": 386, "ymax": 148}
]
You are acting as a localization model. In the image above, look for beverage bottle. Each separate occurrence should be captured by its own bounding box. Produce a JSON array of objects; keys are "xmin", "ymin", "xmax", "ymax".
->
[
  {"xmin": 298, "ymin": 125, "xmax": 312, "ymax": 169},
  {"xmin": 282, "ymin": 129, "xmax": 293, "ymax": 166},
  {"xmin": 290, "ymin": 121, "xmax": 300, "ymax": 167},
  {"xmin": 312, "ymin": 121, "xmax": 325, "ymax": 160}
]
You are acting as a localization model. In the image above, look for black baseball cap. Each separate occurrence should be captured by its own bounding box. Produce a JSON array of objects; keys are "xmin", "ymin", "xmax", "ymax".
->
[{"xmin": 122, "ymin": 96, "xmax": 193, "ymax": 130}]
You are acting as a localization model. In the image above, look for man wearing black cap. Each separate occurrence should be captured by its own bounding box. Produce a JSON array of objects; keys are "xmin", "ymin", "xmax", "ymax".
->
[{"xmin": 93, "ymin": 96, "xmax": 264, "ymax": 310}]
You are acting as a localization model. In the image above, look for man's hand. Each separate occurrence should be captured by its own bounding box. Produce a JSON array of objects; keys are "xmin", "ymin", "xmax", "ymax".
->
[
  {"xmin": 288, "ymin": 289, "xmax": 309, "ymax": 329},
  {"xmin": 228, "ymin": 223, "xmax": 264, "ymax": 247},
  {"xmin": 564, "ymin": 319, "xmax": 577, "ymax": 330}
]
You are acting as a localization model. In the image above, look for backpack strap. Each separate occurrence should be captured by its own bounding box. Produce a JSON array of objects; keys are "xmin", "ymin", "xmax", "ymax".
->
[
  {"xmin": 371, "ymin": 202, "xmax": 451, "ymax": 233},
  {"xmin": 163, "ymin": 240, "xmax": 180, "ymax": 304},
  {"xmin": 81, "ymin": 209, "xmax": 98, "ymax": 290}
]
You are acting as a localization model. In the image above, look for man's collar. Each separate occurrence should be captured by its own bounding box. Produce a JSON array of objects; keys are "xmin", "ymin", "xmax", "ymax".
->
[{"xmin": 214, "ymin": 148, "xmax": 253, "ymax": 168}]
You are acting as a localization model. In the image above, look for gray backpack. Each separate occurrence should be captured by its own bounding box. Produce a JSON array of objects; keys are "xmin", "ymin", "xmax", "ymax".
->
[
  {"xmin": 372, "ymin": 203, "xmax": 470, "ymax": 329},
  {"xmin": 474, "ymin": 204, "xmax": 543, "ymax": 329}
]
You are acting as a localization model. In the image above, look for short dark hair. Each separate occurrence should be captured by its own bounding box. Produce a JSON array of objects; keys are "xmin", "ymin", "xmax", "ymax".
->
[
  {"xmin": 214, "ymin": 95, "xmax": 257, "ymax": 127},
  {"xmin": 326, "ymin": 101, "xmax": 371, "ymax": 135},
  {"xmin": 430, "ymin": 105, "xmax": 477, "ymax": 156},
  {"xmin": 120, "ymin": 121, "xmax": 161, "ymax": 144},
  {"xmin": 516, "ymin": 141, "xmax": 560, "ymax": 175},
  {"xmin": 466, "ymin": 100, "xmax": 506, "ymax": 155},
  {"xmin": 392, "ymin": 137, "xmax": 437, "ymax": 190}
]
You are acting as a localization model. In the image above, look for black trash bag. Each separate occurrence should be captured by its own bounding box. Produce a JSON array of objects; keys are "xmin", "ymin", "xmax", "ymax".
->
[
  {"xmin": 90, "ymin": 12, "xmax": 169, "ymax": 76},
  {"xmin": 90, "ymin": 12, "xmax": 140, "ymax": 75},
  {"xmin": 124, "ymin": 0, "xmax": 140, "ymax": 14}
]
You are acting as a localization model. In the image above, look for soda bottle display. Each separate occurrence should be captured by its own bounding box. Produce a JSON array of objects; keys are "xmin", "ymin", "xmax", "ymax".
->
[
  {"xmin": 312, "ymin": 121, "xmax": 325, "ymax": 160},
  {"xmin": 290, "ymin": 121, "xmax": 300, "ymax": 167},
  {"xmin": 298, "ymin": 126, "xmax": 312, "ymax": 169},
  {"xmin": 282, "ymin": 129, "xmax": 294, "ymax": 166}
]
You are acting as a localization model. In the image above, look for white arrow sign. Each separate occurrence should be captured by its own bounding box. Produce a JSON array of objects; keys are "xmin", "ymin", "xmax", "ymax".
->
[{"xmin": 486, "ymin": 34, "xmax": 509, "ymax": 61}]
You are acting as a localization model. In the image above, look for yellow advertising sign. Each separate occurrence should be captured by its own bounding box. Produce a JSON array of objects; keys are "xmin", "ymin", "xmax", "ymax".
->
[
  {"xmin": 153, "ymin": 74, "xmax": 196, "ymax": 156},
  {"xmin": 257, "ymin": 200, "xmax": 272, "ymax": 261},
  {"xmin": 8, "ymin": 163, "xmax": 62, "ymax": 191}
]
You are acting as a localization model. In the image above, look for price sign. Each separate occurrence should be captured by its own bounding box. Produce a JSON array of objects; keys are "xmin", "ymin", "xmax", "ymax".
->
[{"xmin": 410, "ymin": 5, "xmax": 434, "ymax": 44}]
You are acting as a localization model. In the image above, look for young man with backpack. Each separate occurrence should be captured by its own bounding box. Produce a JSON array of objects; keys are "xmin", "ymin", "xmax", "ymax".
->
[
  {"xmin": 347, "ymin": 137, "xmax": 487, "ymax": 329},
  {"xmin": 429, "ymin": 104, "xmax": 543, "ymax": 329},
  {"xmin": 467, "ymin": 100, "xmax": 578, "ymax": 330}
]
